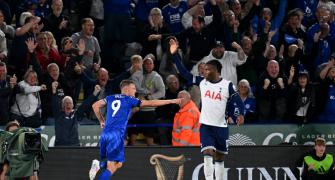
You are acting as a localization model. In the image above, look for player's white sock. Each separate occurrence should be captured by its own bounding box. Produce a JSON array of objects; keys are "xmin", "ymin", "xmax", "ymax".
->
[
  {"xmin": 215, "ymin": 161, "xmax": 225, "ymax": 180},
  {"xmin": 204, "ymin": 155, "xmax": 214, "ymax": 180}
]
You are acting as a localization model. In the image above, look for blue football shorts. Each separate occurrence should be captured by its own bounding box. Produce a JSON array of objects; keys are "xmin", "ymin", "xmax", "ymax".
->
[
  {"xmin": 200, "ymin": 124, "xmax": 229, "ymax": 154},
  {"xmin": 100, "ymin": 129, "xmax": 125, "ymax": 165}
]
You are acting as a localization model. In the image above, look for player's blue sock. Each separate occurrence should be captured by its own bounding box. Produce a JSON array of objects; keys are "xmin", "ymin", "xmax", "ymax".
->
[{"xmin": 99, "ymin": 169, "xmax": 112, "ymax": 180}]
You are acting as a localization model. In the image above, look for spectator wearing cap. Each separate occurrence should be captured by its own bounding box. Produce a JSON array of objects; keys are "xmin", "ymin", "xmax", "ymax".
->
[
  {"xmin": 177, "ymin": 0, "xmax": 221, "ymax": 69},
  {"xmin": 287, "ymin": 70, "xmax": 316, "ymax": 123},
  {"xmin": 302, "ymin": 137, "xmax": 335, "ymax": 180},
  {"xmin": 316, "ymin": 56, "xmax": 335, "ymax": 122},
  {"xmin": 190, "ymin": 40, "xmax": 246, "ymax": 86},
  {"xmin": 128, "ymin": 55, "xmax": 165, "ymax": 146}
]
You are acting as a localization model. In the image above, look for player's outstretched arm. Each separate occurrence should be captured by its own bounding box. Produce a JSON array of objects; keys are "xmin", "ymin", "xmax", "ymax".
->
[
  {"xmin": 141, "ymin": 99, "xmax": 181, "ymax": 107},
  {"xmin": 92, "ymin": 99, "xmax": 107, "ymax": 128}
]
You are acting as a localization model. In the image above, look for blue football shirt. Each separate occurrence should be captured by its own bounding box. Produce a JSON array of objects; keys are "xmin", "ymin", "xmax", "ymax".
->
[{"xmin": 103, "ymin": 94, "xmax": 141, "ymax": 134}]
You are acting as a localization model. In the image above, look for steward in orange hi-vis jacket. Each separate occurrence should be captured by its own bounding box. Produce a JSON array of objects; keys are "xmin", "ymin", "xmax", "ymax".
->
[{"xmin": 172, "ymin": 91, "xmax": 200, "ymax": 146}]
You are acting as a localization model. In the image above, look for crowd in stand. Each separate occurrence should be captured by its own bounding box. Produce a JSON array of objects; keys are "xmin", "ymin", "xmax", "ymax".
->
[{"xmin": 0, "ymin": 0, "xmax": 335, "ymax": 146}]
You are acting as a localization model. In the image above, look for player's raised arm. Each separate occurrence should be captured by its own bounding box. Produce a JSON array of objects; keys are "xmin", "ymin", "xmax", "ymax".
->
[
  {"xmin": 141, "ymin": 99, "xmax": 181, "ymax": 107},
  {"xmin": 92, "ymin": 99, "xmax": 107, "ymax": 128}
]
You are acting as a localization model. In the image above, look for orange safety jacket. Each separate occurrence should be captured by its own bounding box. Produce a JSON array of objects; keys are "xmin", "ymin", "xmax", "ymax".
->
[{"xmin": 172, "ymin": 100, "xmax": 201, "ymax": 146}]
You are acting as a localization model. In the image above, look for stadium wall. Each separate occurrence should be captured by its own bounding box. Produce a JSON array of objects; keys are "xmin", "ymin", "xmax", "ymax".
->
[{"xmin": 39, "ymin": 146, "xmax": 335, "ymax": 180}]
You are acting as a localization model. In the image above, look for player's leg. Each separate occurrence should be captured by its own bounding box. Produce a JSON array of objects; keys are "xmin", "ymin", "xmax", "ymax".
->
[
  {"xmin": 200, "ymin": 124, "xmax": 216, "ymax": 180},
  {"xmin": 213, "ymin": 127, "xmax": 229, "ymax": 180},
  {"xmin": 99, "ymin": 161, "xmax": 122, "ymax": 179},
  {"xmin": 214, "ymin": 152, "xmax": 225, "ymax": 180},
  {"xmin": 98, "ymin": 134, "xmax": 125, "ymax": 179}
]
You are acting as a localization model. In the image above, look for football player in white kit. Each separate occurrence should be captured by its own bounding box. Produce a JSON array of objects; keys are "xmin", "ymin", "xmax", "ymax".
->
[{"xmin": 169, "ymin": 38, "xmax": 245, "ymax": 180}]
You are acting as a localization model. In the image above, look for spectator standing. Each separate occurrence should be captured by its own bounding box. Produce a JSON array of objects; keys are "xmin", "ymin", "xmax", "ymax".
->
[
  {"xmin": 35, "ymin": 32, "xmax": 62, "ymax": 73},
  {"xmin": 40, "ymin": 63, "xmax": 70, "ymax": 122},
  {"xmin": 8, "ymin": 15, "xmax": 41, "ymax": 80},
  {"xmin": 71, "ymin": 18, "xmax": 101, "ymax": 98},
  {"xmin": 157, "ymin": 74, "xmax": 183, "ymax": 145},
  {"xmin": 102, "ymin": 0, "xmax": 133, "ymax": 73},
  {"xmin": 287, "ymin": 70, "xmax": 316, "ymax": 124},
  {"xmin": 128, "ymin": 56, "xmax": 165, "ymax": 146},
  {"xmin": 317, "ymin": 58, "xmax": 335, "ymax": 122},
  {"xmin": 236, "ymin": 79, "xmax": 256, "ymax": 123},
  {"xmin": 71, "ymin": 18, "xmax": 101, "ymax": 71},
  {"xmin": 0, "ymin": 10, "xmax": 15, "ymax": 60},
  {"xmin": 142, "ymin": 8, "xmax": 172, "ymax": 67},
  {"xmin": 0, "ymin": 62, "xmax": 17, "ymax": 125},
  {"xmin": 256, "ymin": 60, "xmax": 288, "ymax": 122},
  {"xmin": 43, "ymin": 0, "xmax": 71, "ymax": 48},
  {"xmin": 178, "ymin": 0, "xmax": 221, "ymax": 69},
  {"xmin": 51, "ymin": 82, "xmax": 101, "ymax": 146},
  {"xmin": 162, "ymin": 0, "xmax": 188, "ymax": 34},
  {"xmin": 191, "ymin": 41, "xmax": 247, "ymax": 86},
  {"xmin": 10, "ymin": 69, "xmax": 47, "ymax": 128}
]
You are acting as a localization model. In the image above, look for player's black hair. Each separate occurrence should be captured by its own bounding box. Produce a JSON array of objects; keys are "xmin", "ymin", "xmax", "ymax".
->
[
  {"xmin": 119, "ymin": 79, "xmax": 135, "ymax": 89},
  {"xmin": 206, "ymin": 60, "xmax": 222, "ymax": 73}
]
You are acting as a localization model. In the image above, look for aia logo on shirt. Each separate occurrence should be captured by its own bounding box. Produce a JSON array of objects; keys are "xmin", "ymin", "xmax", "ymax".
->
[{"xmin": 204, "ymin": 90, "xmax": 222, "ymax": 101}]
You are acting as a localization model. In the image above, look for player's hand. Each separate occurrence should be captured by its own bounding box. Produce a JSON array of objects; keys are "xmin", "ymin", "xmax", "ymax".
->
[
  {"xmin": 236, "ymin": 115, "xmax": 244, "ymax": 126},
  {"xmin": 173, "ymin": 98, "xmax": 182, "ymax": 105},
  {"xmin": 227, "ymin": 117, "xmax": 234, "ymax": 124},
  {"xmin": 100, "ymin": 122, "xmax": 105, "ymax": 129}
]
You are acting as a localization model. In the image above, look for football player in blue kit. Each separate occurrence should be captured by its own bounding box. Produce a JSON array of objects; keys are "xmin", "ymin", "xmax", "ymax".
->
[{"xmin": 92, "ymin": 79, "xmax": 181, "ymax": 179}]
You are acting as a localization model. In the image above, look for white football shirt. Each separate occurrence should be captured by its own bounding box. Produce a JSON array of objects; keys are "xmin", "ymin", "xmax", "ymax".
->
[{"xmin": 199, "ymin": 78, "xmax": 230, "ymax": 127}]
